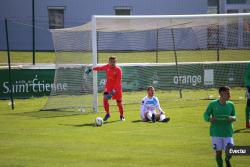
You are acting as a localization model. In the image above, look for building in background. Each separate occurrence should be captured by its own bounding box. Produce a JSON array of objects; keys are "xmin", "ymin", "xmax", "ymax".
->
[
  {"xmin": 208, "ymin": 0, "xmax": 250, "ymax": 13},
  {"xmin": 0, "ymin": 0, "xmax": 249, "ymax": 50},
  {"xmin": 207, "ymin": 0, "xmax": 250, "ymax": 48},
  {"xmin": 0, "ymin": 0, "xmax": 207, "ymax": 50}
]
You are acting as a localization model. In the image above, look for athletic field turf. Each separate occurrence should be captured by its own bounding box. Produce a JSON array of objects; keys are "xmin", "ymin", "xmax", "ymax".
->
[
  {"xmin": 1, "ymin": 50, "xmax": 250, "ymax": 64},
  {"xmin": 0, "ymin": 89, "xmax": 249, "ymax": 167}
]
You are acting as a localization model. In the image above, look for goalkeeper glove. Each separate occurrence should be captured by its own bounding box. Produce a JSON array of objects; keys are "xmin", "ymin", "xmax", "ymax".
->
[
  {"xmin": 85, "ymin": 68, "xmax": 92, "ymax": 75},
  {"xmin": 104, "ymin": 90, "xmax": 116, "ymax": 100}
]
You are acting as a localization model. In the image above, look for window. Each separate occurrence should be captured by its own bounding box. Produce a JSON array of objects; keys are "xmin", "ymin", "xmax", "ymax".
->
[
  {"xmin": 227, "ymin": 0, "xmax": 250, "ymax": 4},
  {"xmin": 227, "ymin": 9, "xmax": 239, "ymax": 13},
  {"xmin": 208, "ymin": 6, "xmax": 218, "ymax": 14},
  {"xmin": 208, "ymin": 0, "xmax": 219, "ymax": 14},
  {"xmin": 208, "ymin": 0, "xmax": 218, "ymax": 6},
  {"xmin": 114, "ymin": 7, "xmax": 131, "ymax": 15},
  {"xmin": 243, "ymin": 9, "xmax": 250, "ymax": 13},
  {"xmin": 48, "ymin": 7, "xmax": 64, "ymax": 29}
]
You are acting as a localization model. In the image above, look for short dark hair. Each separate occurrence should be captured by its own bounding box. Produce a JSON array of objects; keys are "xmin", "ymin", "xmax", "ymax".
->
[
  {"xmin": 219, "ymin": 86, "xmax": 230, "ymax": 93},
  {"xmin": 109, "ymin": 56, "xmax": 117, "ymax": 61},
  {"xmin": 147, "ymin": 86, "xmax": 155, "ymax": 91}
]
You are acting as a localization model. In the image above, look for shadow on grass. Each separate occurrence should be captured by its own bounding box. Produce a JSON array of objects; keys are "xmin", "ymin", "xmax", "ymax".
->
[
  {"xmin": 234, "ymin": 128, "xmax": 250, "ymax": 133},
  {"xmin": 131, "ymin": 120, "xmax": 143, "ymax": 123},
  {"xmin": 60, "ymin": 120, "xmax": 121, "ymax": 127},
  {"xmin": 132, "ymin": 119, "xmax": 172, "ymax": 124},
  {"xmin": 6, "ymin": 110, "xmax": 85, "ymax": 119},
  {"xmin": 132, "ymin": 119, "xmax": 156, "ymax": 123}
]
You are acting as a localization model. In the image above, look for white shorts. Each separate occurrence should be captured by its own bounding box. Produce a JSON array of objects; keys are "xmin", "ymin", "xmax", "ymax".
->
[{"xmin": 212, "ymin": 137, "xmax": 234, "ymax": 151}]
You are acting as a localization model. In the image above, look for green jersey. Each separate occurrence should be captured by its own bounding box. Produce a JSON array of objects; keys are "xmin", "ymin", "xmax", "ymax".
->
[
  {"xmin": 244, "ymin": 63, "xmax": 250, "ymax": 87},
  {"xmin": 204, "ymin": 99, "xmax": 236, "ymax": 137}
]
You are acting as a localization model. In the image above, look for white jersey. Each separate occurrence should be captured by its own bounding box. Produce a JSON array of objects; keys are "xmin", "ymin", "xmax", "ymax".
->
[{"xmin": 140, "ymin": 96, "xmax": 163, "ymax": 118}]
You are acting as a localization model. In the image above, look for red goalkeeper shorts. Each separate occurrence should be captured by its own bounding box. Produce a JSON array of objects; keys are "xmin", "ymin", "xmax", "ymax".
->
[{"xmin": 112, "ymin": 91, "xmax": 122, "ymax": 101}]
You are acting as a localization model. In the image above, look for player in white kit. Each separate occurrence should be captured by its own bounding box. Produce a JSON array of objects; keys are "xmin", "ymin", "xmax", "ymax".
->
[{"xmin": 140, "ymin": 86, "xmax": 170, "ymax": 123}]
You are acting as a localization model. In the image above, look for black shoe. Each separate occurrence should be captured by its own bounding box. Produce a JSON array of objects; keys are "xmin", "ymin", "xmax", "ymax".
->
[
  {"xmin": 103, "ymin": 113, "xmax": 110, "ymax": 121},
  {"xmin": 151, "ymin": 113, "xmax": 156, "ymax": 123},
  {"xmin": 225, "ymin": 160, "xmax": 231, "ymax": 167},
  {"xmin": 120, "ymin": 116, "xmax": 125, "ymax": 121},
  {"xmin": 162, "ymin": 117, "xmax": 170, "ymax": 123}
]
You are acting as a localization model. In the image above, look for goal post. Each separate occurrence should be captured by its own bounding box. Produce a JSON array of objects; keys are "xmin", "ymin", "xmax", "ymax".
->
[
  {"xmin": 92, "ymin": 15, "xmax": 98, "ymax": 112},
  {"xmin": 43, "ymin": 13, "xmax": 250, "ymax": 112}
]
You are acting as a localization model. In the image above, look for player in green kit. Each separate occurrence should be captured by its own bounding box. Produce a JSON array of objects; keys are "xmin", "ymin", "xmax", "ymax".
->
[
  {"xmin": 204, "ymin": 86, "xmax": 236, "ymax": 167},
  {"xmin": 244, "ymin": 63, "xmax": 250, "ymax": 128}
]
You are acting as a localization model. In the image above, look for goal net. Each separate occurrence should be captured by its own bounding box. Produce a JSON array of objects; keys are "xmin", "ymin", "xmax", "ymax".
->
[{"xmin": 42, "ymin": 13, "xmax": 250, "ymax": 112}]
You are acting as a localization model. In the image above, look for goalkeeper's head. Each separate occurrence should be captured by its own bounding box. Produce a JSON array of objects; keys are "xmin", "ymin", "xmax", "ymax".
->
[
  {"xmin": 147, "ymin": 86, "xmax": 155, "ymax": 97},
  {"xmin": 109, "ymin": 56, "xmax": 117, "ymax": 68}
]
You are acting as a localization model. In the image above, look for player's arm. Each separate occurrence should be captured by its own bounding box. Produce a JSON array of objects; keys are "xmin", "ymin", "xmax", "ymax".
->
[
  {"xmin": 141, "ymin": 99, "xmax": 146, "ymax": 113},
  {"xmin": 228, "ymin": 103, "xmax": 236, "ymax": 122},
  {"xmin": 203, "ymin": 103, "xmax": 215, "ymax": 123},
  {"xmin": 85, "ymin": 64, "xmax": 108, "ymax": 74},
  {"xmin": 155, "ymin": 97, "xmax": 164, "ymax": 114},
  {"xmin": 140, "ymin": 99, "xmax": 148, "ymax": 119},
  {"xmin": 93, "ymin": 64, "xmax": 108, "ymax": 71}
]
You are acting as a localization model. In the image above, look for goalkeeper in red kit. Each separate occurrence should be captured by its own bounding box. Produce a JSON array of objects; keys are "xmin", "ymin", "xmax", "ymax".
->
[{"xmin": 86, "ymin": 56, "xmax": 124, "ymax": 121}]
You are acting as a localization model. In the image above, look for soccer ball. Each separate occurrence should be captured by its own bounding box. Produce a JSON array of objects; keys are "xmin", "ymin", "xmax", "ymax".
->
[{"xmin": 95, "ymin": 117, "xmax": 103, "ymax": 126}]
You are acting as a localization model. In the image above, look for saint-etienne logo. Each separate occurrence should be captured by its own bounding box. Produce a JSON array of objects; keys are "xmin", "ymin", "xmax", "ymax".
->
[{"xmin": 2, "ymin": 75, "xmax": 68, "ymax": 94}]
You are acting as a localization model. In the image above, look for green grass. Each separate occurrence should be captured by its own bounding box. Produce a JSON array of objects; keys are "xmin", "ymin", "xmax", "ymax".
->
[
  {"xmin": 0, "ymin": 51, "xmax": 56, "ymax": 64},
  {"xmin": 0, "ymin": 50, "xmax": 250, "ymax": 65},
  {"xmin": 0, "ymin": 89, "xmax": 250, "ymax": 167}
]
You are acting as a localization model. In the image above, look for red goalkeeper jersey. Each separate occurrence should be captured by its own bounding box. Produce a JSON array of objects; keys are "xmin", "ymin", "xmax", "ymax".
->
[{"xmin": 93, "ymin": 64, "xmax": 122, "ymax": 99}]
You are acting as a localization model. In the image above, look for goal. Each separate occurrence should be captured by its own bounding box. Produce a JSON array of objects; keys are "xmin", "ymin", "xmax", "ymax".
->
[{"xmin": 42, "ymin": 13, "xmax": 250, "ymax": 112}]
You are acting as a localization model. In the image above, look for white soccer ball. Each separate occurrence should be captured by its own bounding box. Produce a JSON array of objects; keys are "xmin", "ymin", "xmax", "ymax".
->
[{"xmin": 95, "ymin": 117, "xmax": 103, "ymax": 126}]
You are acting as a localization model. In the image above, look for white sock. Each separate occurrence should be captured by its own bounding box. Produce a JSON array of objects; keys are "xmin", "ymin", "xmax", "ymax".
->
[
  {"xmin": 160, "ymin": 114, "xmax": 166, "ymax": 121},
  {"xmin": 146, "ymin": 112, "xmax": 153, "ymax": 121}
]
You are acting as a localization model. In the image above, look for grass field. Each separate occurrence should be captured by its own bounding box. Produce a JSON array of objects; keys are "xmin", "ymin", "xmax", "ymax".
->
[
  {"xmin": 0, "ymin": 50, "xmax": 250, "ymax": 65},
  {"xmin": 0, "ymin": 51, "xmax": 55, "ymax": 64},
  {"xmin": 0, "ymin": 89, "xmax": 250, "ymax": 167},
  {"xmin": 0, "ymin": 49, "xmax": 249, "ymax": 166}
]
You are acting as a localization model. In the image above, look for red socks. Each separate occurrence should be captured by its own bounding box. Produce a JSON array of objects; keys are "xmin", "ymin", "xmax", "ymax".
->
[
  {"xmin": 117, "ymin": 100, "xmax": 124, "ymax": 117},
  {"xmin": 103, "ymin": 98, "xmax": 109, "ymax": 114},
  {"xmin": 103, "ymin": 99, "xmax": 124, "ymax": 117}
]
